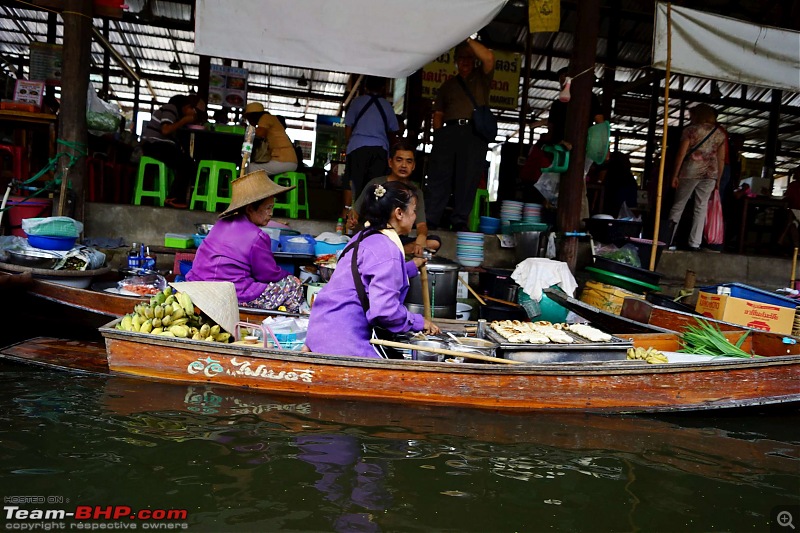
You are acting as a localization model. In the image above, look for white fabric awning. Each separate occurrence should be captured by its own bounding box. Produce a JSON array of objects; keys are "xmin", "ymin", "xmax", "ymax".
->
[
  {"xmin": 195, "ymin": 0, "xmax": 508, "ymax": 78},
  {"xmin": 652, "ymin": 2, "xmax": 800, "ymax": 92}
]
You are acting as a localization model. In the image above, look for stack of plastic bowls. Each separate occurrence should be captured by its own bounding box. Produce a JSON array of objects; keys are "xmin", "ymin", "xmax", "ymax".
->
[
  {"xmin": 456, "ymin": 231, "xmax": 484, "ymax": 267},
  {"xmin": 500, "ymin": 200, "xmax": 523, "ymax": 228},
  {"xmin": 523, "ymin": 203, "xmax": 543, "ymax": 223},
  {"xmin": 478, "ymin": 216, "xmax": 501, "ymax": 234}
]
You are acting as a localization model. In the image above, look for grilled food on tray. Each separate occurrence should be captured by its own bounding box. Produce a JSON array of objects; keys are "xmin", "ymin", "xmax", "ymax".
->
[{"xmin": 490, "ymin": 320, "xmax": 613, "ymax": 344}]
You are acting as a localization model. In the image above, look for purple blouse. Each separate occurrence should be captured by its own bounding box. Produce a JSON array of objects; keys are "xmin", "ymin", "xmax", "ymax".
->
[
  {"xmin": 305, "ymin": 231, "xmax": 424, "ymax": 358},
  {"xmin": 186, "ymin": 215, "xmax": 291, "ymax": 303}
]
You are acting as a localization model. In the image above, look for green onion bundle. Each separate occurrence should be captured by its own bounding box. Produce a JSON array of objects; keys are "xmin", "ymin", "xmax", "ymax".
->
[{"xmin": 678, "ymin": 318, "xmax": 761, "ymax": 358}]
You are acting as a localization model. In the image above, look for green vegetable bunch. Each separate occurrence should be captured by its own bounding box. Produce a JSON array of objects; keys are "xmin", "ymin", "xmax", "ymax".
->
[{"xmin": 678, "ymin": 318, "xmax": 761, "ymax": 358}]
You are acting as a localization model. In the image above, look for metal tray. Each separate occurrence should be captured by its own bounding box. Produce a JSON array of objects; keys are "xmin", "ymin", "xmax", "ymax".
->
[{"xmin": 484, "ymin": 326, "xmax": 633, "ymax": 351}]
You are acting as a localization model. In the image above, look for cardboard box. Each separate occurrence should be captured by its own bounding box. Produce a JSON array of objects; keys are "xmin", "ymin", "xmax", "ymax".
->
[
  {"xmin": 580, "ymin": 280, "xmax": 643, "ymax": 315},
  {"xmin": 695, "ymin": 291, "xmax": 796, "ymax": 335}
]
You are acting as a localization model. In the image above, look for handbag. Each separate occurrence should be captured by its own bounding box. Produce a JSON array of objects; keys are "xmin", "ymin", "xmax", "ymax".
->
[
  {"xmin": 704, "ymin": 189, "xmax": 724, "ymax": 245},
  {"xmin": 455, "ymin": 76, "xmax": 497, "ymax": 143},
  {"xmin": 340, "ymin": 229, "xmax": 403, "ymax": 359}
]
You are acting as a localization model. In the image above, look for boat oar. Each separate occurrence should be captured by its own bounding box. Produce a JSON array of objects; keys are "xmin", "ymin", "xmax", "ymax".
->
[
  {"xmin": 791, "ymin": 247, "xmax": 798, "ymax": 289},
  {"xmin": 457, "ymin": 276, "xmax": 487, "ymax": 306},
  {"xmin": 480, "ymin": 294, "xmax": 522, "ymax": 308},
  {"xmin": 420, "ymin": 264, "xmax": 431, "ymax": 320},
  {"xmin": 370, "ymin": 339, "xmax": 522, "ymax": 365}
]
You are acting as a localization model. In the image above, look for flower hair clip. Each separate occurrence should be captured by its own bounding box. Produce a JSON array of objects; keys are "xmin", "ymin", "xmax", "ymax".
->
[{"xmin": 374, "ymin": 184, "xmax": 386, "ymax": 198}]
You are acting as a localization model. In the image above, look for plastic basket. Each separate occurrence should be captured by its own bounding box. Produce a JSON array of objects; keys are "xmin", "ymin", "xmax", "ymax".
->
[{"xmin": 698, "ymin": 283, "xmax": 799, "ymax": 309}]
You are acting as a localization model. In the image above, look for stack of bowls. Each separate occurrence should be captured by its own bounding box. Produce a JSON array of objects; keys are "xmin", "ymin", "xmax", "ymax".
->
[
  {"xmin": 478, "ymin": 216, "xmax": 501, "ymax": 234},
  {"xmin": 456, "ymin": 231, "xmax": 484, "ymax": 267},
  {"xmin": 500, "ymin": 200, "xmax": 523, "ymax": 228},
  {"xmin": 523, "ymin": 203, "xmax": 543, "ymax": 223}
]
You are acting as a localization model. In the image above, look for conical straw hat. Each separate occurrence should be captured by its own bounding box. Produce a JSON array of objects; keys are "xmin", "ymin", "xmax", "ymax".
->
[
  {"xmin": 218, "ymin": 169, "xmax": 295, "ymax": 219},
  {"xmin": 169, "ymin": 281, "xmax": 238, "ymax": 335}
]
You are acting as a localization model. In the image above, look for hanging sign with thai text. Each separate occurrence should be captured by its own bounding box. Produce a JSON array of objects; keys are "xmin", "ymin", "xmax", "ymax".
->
[{"xmin": 421, "ymin": 48, "xmax": 520, "ymax": 110}]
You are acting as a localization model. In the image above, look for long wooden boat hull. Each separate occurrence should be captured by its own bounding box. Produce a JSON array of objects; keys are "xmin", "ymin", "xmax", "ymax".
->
[
  {"xmin": 98, "ymin": 323, "xmax": 800, "ymax": 413},
  {"xmin": 1, "ymin": 270, "xmax": 297, "ymax": 327}
]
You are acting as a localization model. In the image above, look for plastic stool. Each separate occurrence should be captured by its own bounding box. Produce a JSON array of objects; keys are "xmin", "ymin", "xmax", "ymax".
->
[
  {"xmin": 190, "ymin": 160, "xmax": 237, "ymax": 212},
  {"xmin": 541, "ymin": 144, "xmax": 570, "ymax": 173},
  {"xmin": 272, "ymin": 171, "xmax": 310, "ymax": 219},
  {"xmin": 468, "ymin": 188, "xmax": 490, "ymax": 232},
  {"xmin": 133, "ymin": 156, "xmax": 173, "ymax": 206}
]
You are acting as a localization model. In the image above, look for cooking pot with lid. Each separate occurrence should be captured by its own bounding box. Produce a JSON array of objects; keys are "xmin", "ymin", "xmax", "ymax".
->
[
  {"xmin": 405, "ymin": 257, "xmax": 460, "ymax": 319},
  {"xmin": 448, "ymin": 337, "xmax": 499, "ymax": 359}
]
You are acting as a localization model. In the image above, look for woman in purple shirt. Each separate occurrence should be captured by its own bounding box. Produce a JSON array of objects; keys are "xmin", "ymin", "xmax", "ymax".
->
[
  {"xmin": 187, "ymin": 170, "xmax": 304, "ymax": 312},
  {"xmin": 305, "ymin": 181, "xmax": 440, "ymax": 358}
]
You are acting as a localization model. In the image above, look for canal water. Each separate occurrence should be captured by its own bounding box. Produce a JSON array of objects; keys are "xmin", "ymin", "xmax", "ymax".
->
[{"xmin": 1, "ymin": 364, "xmax": 798, "ymax": 532}]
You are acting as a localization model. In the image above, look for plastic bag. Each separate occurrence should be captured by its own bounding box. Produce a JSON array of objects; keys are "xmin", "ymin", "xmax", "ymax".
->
[
  {"xmin": 56, "ymin": 247, "xmax": 106, "ymax": 270},
  {"xmin": 597, "ymin": 243, "xmax": 641, "ymax": 268},
  {"xmin": 533, "ymin": 172, "xmax": 561, "ymax": 205},
  {"xmin": 86, "ymin": 86, "xmax": 122, "ymax": 134},
  {"xmin": 117, "ymin": 272, "xmax": 167, "ymax": 296},
  {"xmin": 704, "ymin": 190, "xmax": 724, "ymax": 245}
]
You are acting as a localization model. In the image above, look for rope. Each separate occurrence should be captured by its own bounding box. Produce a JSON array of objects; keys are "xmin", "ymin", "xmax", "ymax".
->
[{"xmin": 0, "ymin": 139, "xmax": 87, "ymax": 214}]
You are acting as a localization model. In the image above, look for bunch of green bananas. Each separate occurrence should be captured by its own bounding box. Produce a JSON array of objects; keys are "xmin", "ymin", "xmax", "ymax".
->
[
  {"xmin": 626, "ymin": 346, "xmax": 669, "ymax": 364},
  {"xmin": 115, "ymin": 287, "xmax": 231, "ymax": 343}
]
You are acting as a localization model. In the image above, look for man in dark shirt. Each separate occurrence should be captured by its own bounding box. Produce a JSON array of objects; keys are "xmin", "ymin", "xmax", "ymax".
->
[{"xmin": 425, "ymin": 38, "xmax": 495, "ymax": 231}]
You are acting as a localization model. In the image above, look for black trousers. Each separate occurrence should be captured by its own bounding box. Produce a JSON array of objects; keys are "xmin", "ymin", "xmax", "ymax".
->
[
  {"xmin": 142, "ymin": 142, "xmax": 196, "ymax": 201},
  {"xmin": 344, "ymin": 145, "xmax": 388, "ymax": 199},
  {"xmin": 425, "ymin": 124, "xmax": 487, "ymax": 228}
]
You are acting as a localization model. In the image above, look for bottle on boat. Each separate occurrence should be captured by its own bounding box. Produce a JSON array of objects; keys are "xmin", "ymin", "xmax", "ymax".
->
[{"xmin": 127, "ymin": 242, "xmax": 140, "ymax": 270}]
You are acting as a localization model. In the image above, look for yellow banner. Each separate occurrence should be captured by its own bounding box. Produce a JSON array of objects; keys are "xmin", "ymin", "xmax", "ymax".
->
[
  {"xmin": 529, "ymin": 0, "xmax": 560, "ymax": 33},
  {"xmin": 420, "ymin": 49, "xmax": 521, "ymax": 110}
]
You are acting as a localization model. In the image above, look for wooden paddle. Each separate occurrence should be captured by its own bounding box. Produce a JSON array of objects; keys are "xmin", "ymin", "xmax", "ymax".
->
[
  {"xmin": 792, "ymin": 247, "xmax": 798, "ymax": 289},
  {"xmin": 370, "ymin": 339, "xmax": 522, "ymax": 365},
  {"xmin": 457, "ymin": 276, "xmax": 487, "ymax": 306},
  {"xmin": 420, "ymin": 264, "xmax": 431, "ymax": 320}
]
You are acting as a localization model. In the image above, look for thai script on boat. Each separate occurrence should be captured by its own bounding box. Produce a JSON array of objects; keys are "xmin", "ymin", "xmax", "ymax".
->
[{"xmin": 186, "ymin": 356, "xmax": 314, "ymax": 383}]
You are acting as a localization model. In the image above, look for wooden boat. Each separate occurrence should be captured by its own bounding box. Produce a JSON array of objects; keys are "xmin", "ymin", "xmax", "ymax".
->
[
  {"xmin": 3, "ymin": 341, "xmax": 795, "ymax": 480},
  {"xmin": 86, "ymin": 317, "xmax": 800, "ymax": 413},
  {"xmin": 0, "ymin": 269, "xmax": 298, "ymax": 328},
  {"xmin": 545, "ymin": 288, "xmax": 800, "ymax": 357}
]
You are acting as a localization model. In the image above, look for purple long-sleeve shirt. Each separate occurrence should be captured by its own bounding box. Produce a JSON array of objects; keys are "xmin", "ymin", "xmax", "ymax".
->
[
  {"xmin": 306, "ymin": 231, "xmax": 423, "ymax": 358},
  {"xmin": 186, "ymin": 215, "xmax": 291, "ymax": 303}
]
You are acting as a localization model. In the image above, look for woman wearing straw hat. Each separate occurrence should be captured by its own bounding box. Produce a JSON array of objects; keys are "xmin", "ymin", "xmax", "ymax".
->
[
  {"xmin": 243, "ymin": 102, "xmax": 298, "ymax": 175},
  {"xmin": 187, "ymin": 170, "xmax": 304, "ymax": 312},
  {"xmin": 305, "ymin": 181, "xmax": 440, "ymax": 358}
]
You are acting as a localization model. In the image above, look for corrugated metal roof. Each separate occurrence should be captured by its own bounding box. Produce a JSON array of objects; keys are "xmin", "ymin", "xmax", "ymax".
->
[{"xmin": 0, "ymin": 0, "xmax": 798, "ymax": 174}]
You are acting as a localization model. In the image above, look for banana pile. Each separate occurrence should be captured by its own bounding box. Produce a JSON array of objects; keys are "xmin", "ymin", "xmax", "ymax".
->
[
  {"xmin": 115, "ymin": 287, "xmax": 231, "ymax": 342},
  {"xmin": 627, "ymin": 346, "xmax": 669, "ymax": 364}
]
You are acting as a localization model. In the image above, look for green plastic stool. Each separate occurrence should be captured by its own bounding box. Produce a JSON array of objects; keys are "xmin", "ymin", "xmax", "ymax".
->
[
  {"xmin": 541, "ymin": 144, "xmax": 570, "ymax": 173},
  {"xmin": 190, "ymin": 160, "xmax": 237, "ymax": 212},
  {"xmin": 468, "ymin": 188, "xmax": 490, "ymax": 232},
  {"xmin": 133, "ymin": 156, "xmax": 173, "ymax": 206},
  {"xmin": 272, "ymin": 172, "xmax": 310, "ymax": 219}
]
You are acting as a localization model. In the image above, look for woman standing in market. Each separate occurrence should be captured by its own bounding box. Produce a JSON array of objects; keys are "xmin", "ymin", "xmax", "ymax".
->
[
  {"xmin": 305, "ymin": 181, "xmax": 440, "ymax": 358},
  {"xmin": 186, "ymin": 170, "xmax": 304, "ymax": 312},
  {"xmin": 243, "ymin": 102, "xmax": 298, "ymax": 176},
  {"xmin": 666, "ymin": 103, "xmax": 726, "ymax": 251}
]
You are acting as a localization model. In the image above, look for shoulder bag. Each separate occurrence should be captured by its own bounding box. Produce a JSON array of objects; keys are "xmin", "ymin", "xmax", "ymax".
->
[
  {"xmin": 350, "ymin": 96, "xmax": 397, "ymax": 147},
  {"xmin": 339, "ymin": 229, "xmax": 403, "ymax": 359},
  {"xmin": 250, "ymin": 112, "xmax": 272, "ymax": 163},
  {"xmin": 455, "ymin": 76, "xmax": 497, "ymax": 143}
]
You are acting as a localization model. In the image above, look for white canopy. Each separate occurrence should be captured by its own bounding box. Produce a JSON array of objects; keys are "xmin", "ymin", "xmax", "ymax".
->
[
  {"xmin": 652, "ymin": 2, "xmax": 800, "ymax": 92},
  {"xmin": 195, "ymin": 0, "xmax": 508, "ymax": 78}
]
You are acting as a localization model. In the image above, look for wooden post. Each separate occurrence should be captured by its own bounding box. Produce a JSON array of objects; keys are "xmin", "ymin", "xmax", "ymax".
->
[
  {"xmin": 518, "ymin": 30, "xmax": 533, "ymax": 159},
  {"xmin": 556, "ymin": 0, "xmax": 600, "ymax": 270},
  {"xmin": 197, "ymin": 55, "xmax": 211, "ymax": 104},
  {"xmin": 56, "ymin": 0, "xmax": 93, "ymax": 220},
  {"xmin": 763, "ymin": 89, "xmax": 782, "ymax": 194}
]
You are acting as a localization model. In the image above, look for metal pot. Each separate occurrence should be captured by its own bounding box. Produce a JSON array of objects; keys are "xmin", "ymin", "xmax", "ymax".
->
[
  {"xmin": 447, "ymin": 337, "xmax": 499, "ymax": 359},
  {"xmin": 408, "ymin": 338, "xmax": 448, "ymax": 362},
  {"xmin": 405, "ymin": 257, "xmax": 459, "ymax": 318}
]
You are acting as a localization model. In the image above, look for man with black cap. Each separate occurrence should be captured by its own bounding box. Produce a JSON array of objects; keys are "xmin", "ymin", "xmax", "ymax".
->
[{"xmin": 425, "ymin": 37, "xmax": 495, "ymax": 231}]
